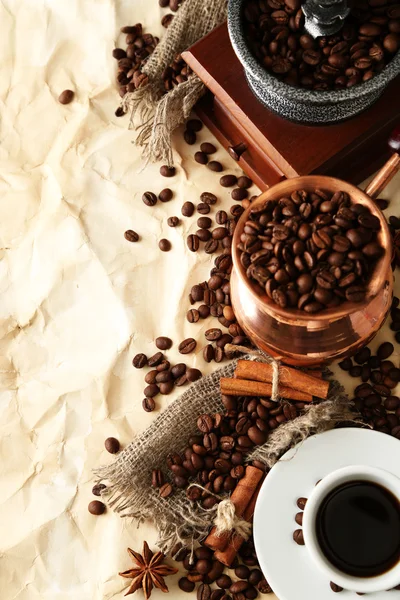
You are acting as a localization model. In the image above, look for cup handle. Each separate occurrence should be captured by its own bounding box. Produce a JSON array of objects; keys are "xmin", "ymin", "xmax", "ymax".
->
[{"xmin": 365, "ymin": 125, "xmax": 400, "ymax": 200}]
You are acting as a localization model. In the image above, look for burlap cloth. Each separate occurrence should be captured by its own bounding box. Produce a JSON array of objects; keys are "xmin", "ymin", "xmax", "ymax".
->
[
  {"xmin": 123, "ymin": 0, "xmax": 228, "ymax": 165},
  {"xmin": 96, "ymin": 356, "xmax": 356, "ymax": 555}
]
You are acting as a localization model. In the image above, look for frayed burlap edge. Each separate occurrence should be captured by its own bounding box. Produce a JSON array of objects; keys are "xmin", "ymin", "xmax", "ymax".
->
[
  {"xmin": 95, "ymin": 357, "xmax": 358, "ymax": 555},
  {"xmin": 121, "ymin": 0, "xmax": 228, "ymax": 165}
]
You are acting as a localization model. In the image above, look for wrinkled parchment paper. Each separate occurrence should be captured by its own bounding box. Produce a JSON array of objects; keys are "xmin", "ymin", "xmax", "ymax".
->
[{"xmin": 0, "ymin": 0, "xmax": 399, "ymax": 598}]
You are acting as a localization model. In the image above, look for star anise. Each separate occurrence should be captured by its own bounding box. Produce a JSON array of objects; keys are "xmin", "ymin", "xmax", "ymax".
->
[{"xmin": 119, "ymin": 541, "xmax": 178, "ymax": 598}]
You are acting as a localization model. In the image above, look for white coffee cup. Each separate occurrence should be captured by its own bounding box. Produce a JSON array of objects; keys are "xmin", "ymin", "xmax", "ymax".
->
[{"xmin": 302, "ymin": 465, "xmax": 400, "ymax": 594}]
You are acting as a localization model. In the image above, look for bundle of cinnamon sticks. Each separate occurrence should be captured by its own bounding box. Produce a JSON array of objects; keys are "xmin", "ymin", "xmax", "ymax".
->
[
  {"xmin": 204, "ymin": 465, "xmax": 265, "ymax": 566},
  {"xmin": 220, "ymin": 360, "xmax": 330, "ymax": 402}
]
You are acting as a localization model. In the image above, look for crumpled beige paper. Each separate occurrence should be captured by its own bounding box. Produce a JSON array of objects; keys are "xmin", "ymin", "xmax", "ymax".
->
[{"xmin": 0, "ymin": 0, "xmax": 399, "ymax": 598}]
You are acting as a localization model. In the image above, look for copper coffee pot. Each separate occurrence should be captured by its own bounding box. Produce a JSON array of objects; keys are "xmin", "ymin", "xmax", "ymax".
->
[{"xmin": 231, "ymin": 128, "xmax": 400, "ymax": 367}]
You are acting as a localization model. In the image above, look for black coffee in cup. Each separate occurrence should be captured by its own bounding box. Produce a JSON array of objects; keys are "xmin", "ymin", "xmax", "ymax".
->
[{"xmin": 316, "ymin": 481, "xmax": 400, "ymax": 578}]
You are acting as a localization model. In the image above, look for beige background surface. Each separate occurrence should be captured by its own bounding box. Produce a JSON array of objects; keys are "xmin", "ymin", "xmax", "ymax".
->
[{"xmin": 0, "ymin": 0, "xmax": 399, "ymax": 598}]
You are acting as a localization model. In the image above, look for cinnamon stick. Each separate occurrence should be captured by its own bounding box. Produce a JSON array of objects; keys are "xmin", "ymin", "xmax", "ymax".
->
[
  {"xmin": 234, "ymin": 360, "xmax": 329, "ymax": 399},
  {"xmin": 220, "ymin": 377, "xmax": 313, "ymax": 402},
  {"xmin": 214, "ymin": 477, "xmax": 265, "ymax": 567},
  {"xmin": 204, "ymin": 466, "xmax": 264, "ymax": 551}
]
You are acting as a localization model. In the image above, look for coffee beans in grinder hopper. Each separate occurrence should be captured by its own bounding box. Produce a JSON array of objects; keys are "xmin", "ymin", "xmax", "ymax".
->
[
  {"xmin": 238, "ymin": 188, "xmax": 383, "ymax": 314},
  {"xmin": 243, "ymin": 0, "xmax": 400, "ymax": 91}
]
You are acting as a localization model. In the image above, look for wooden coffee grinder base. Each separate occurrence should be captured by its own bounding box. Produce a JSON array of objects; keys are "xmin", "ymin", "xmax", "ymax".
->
[{"xmin": 182, "ymin": 23, "xmax": 400, "ymax": 191}]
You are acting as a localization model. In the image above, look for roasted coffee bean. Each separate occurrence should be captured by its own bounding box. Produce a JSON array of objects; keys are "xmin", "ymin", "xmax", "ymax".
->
[
  {"xmin": 220, "ymin": 175, "xmax": 238, "ymax": 187},
  {"xmin": 159, "ymin": 482, "xmax": 173, "ymax": 498},
  {"xmin": 198, "ymin": 583, "xmax": 212, "ymax": 600},
  {"xmin": 144, "ymin": 383, "xmax": 160, "ymax": 397},
  {"xmin": 187, "ymin": 309, "xmax": 200, "ymax": 323},
  {"xmin": 179, "ymin": 338, "xmax": 197, "ymax": 354},
  {"xmin": 217, "ymin": 575, "xmax": 232, "ymax": 589},
  {"xmin": 59, "ymin": 89, "xmax": 74, "ymax": 104},
  {"xmin": 187, "ymin": 368, "xmax": 202, "ymax": 382},
  {"xmin": 159, "ymin": 239, "xmax": 171, "ymax": 252},
  {"xmin": 198, "ymin": 217, "xmax": 212, "ymax": 229},
  {"xmin": 201, "ymin": 192, "xmax": 218, "ymax": 205},
  {"xmin": 187, "ymin": 234, "xmax": 200, "ymax": 252},
  {"xmin": 167, "ymin": 216, "xmax": 180, "ymax": 227},
  {"xmin": 160, "ymin": 165, "xmax": 175, "ymax": 177},
  {"xmin": 232, "ymin": 188, "xmax": 249, "ymax": 201},
  {"xmin": 237, "ymin": 176, "xmax": 252, "ymax": 189},
  {"xmin": 293, "ymin": 529, "xmax": 305, "ymax": 545},
  {"xmin": 201, "ymin": 142, "xmax": 217, "ymax": 154},
  {"xmin": 182, "ymin": 201, "xmax": 195, "ymax": 217},
  {"xmin": 151, "ymin": 468, "xmax": 164, "ymax": 488},
  {"xmin": 155, "ymin": 336, "xmax": 172, "ymax": 350},
  {"xmin": 88, "ymin": 500, "xmax": 106, "ymax": 515},
  {"xmin": 248, "ymin": 569, "xmax": 263, "ymax": 586},
  {"xmin": 92, "ymin": 483, "xmax": 106, "ymax": 497},
  {"xmin": 257, "ymin": 579, "xmax": 272, "ymax": 594},
  {"xmin": 195, "ymin": 151, "xmax": 209, "ymax": 165},
  {"xmin": 297, "ymin": 497, "xmax": 308, "ymax": 510},
  {"xmin": 203, "ymin": 344, "xmax": 215, "ymax": 362},
  {"xmin": 179, "ymin": 577, "xmax": 195, "ymax": 592},
  {"xmin": 148, "ymin": 352, "xmax": 164, "ymax": 367},
  {"xmin": 104, "ymin": 437, "xmax": 120, "ymax": 454},
  {"xmin": 184, "ymin": 130, "xmax": 197, "ymax": 145},
  {"xmin": 159, "ymin": 188, "xmax": 173, "ymax": 202},
  {"xmin": 132, "ymin": 353, "xmax": 148, "ymax": 368},
  {"xmin": 377, "ymin": 342, "xmax": 394, "ymax": 360},
  {"xmin": 330, "ymin": 583, "xmax": 343, "ymax": 593},
  {"xmin": 208, "ymin": 161, "xmax": 223, "ymax": 172},
  {"xmin": 198, "ymin": 203, "xmax": 211, "ymax": 215},
  {"xmin": 142, "ymin": 191, "xmax": 157, "ymax": 206},
  {"xmin": 124, "ymin": 229, "xmax": 139, "ymax": 242}
]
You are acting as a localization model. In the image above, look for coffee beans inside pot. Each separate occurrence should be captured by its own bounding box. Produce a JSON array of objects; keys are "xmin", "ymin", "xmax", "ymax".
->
[
  {"xmin": 243, "ymin": 0, "xmax": 400, "ymax": 91},
  {"xmin": 238, "ymin": 187, "xmax": 383, "ymax": 313}
]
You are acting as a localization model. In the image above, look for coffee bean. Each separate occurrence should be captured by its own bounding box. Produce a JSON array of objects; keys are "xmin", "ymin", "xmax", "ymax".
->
[
  {"xmin": 208, "ymin": 161, "xmax": 223, "ymax": 172},
  {"xmin": 232, "ymin": 188, "xmax": 248, "ymax": 201},
  {"xmin": 216, "ymin": 210, "xmax": 228, "ymax": 224},
  {"xmin": 159, "ymin": 188, "xmax": 173, "ymax": 202},
  {"xmin": 160, "ymin": 165, "xmax": 176, "ymax": 177},
  {"xmin": 237, "ymin": 176, "xmax": 252, "ymax": 189},
  {"xmin": 148, "ymin": 352, "xmax": 164, "ymax": 367},
  {"xmin": 187, "ymin": 368, "xmax": 202, "ymax": 382},
  {"xmin": 377, "ymin": 342, "xmax": 394, "ymax": 360},
  {"xmin": 184, "ymin": 130, "xmax": 197, "ymax": 145},
  {"xmin": 104, "ymin": 437, "xmax": 120, "ymax": 454},
  {"xmin": 182, "ymin": 201, "xmax": 195, "ymax": 217},
  {"xmin": 201, "ymin": 192, "xmax": 218, "ymax": 205},
  {"xmin": 197, "ymin": 583, "xmax": 212, "ymax": 600},
  {"xmin": 179, "ymin": 577, "xmax": 195, "ymax": 592},
  {"xmin": 330, "ymin": 582, "xmax": 343, "ymax": 593},
  {"xmin": 187, "ymin": 309, "xmax": 200, "ymax": 323},
  {"xmin": 151, "ymin": 468, "xmax": 164, "ymax": 488},
  {"xmin": 201, "ymin": 142, "xmax": 217, "ymax": 154},
  {"xmin": 198, "ymin": 217, "xmax": 212, "ymax": 229},
  {"xmin": 59, "ymin": 90, "xmax": 74, "ymax": 104},
  {"xmin": 257, "ymin": 579, "xmax": 272, "ymax": 593},
  {"xmin": 132, "ymin": 353, "xmax": 148, "ymax": 368},
  {"xmin": 179, "ymin": 338, "xmax": 197, "ymax": 354},
  {"xmin": 155, "ymin": 336, "xmax": 172, "ymax": 350},
  {"xmin": 220, "ymin": 175, "xmax": 238, "ymax": 187},
  {"xmin": 187, "ymin": 118, "xmax": 203, "ymax": 132},
  {"xmin": 124, "ymin": 229, "xmax": 139, "ymax": 242},
  {"xmin": 171, "ymin": 363, "xmax": 187, "ymax": 379},
  {"xmin": 159, "ymin": 482, "xmax": 173, "ymax": 498},
  {"xmin": 143, "ymin": 191, "xmax": 157, "ymax": 206},
  {"xmin": 144, "ymin": 384, "xmax": 160, "ymax": 397},
  {"xmin": 217, "ymin": 575, "xmax": 232, "ymax": 589},
  {"xmin": 92, "ymin": 483, "xmax": 106, "ymax": 496},
  {"xmin": 187, "ymin": 234, "xmax": 200, "ymax": 252},
  {"xmin": 168, "ymin": 216, "xmax": 180, "ymax": 227},
  {"xmin": 205, "ymin": 239, "xmax": 219, "ymax": 254},
  {"xmin": 159, "ymin": 239, "xmax": 171, "ymax": 252},
  {"xmin": 88, "ymin": 500, "xmax": 106, "ymax": 515},
  {"xmin": 293, "ymin": 529, "xmax": 304, "ymax": 545},
  {"xmin": 198, "ymin": 203, "xmax": 211, "ymax": 214},
  {"xmin": 195, "ymin": 151, "xmax": 208, "ymax": 165}
]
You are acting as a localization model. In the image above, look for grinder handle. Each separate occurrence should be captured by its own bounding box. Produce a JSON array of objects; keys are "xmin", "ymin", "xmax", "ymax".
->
[{"xmin": 365, "ymin": 126, "xmax": 400, "ymax": 200}]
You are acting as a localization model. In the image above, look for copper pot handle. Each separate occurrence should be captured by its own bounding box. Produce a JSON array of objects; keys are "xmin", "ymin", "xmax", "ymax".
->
[{"xmin": 365, "ymin": 126, "xmax": 400, "ymax": 200}]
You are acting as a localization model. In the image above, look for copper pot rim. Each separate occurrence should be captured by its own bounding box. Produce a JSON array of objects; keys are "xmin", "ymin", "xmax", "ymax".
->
[{"xmin": 232, "ymin": 175, "xmax": 393, "ymax": 324}]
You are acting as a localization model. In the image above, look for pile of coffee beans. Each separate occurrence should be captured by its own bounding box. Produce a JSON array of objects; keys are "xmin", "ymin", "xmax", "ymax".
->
[
  {"xmin": 162, "ymin": 54, "xmax": 194, "ymax": 91},
  {"xmin": 151, "ymin": 393, "xmax": 301, "ymax": 502},
  {"xmin": 339, "ymin": 323, "xmax": 400, "ymax": 439},
  {"xmin": 112, "ymin": 24, "xmax": 158, "ymax": 104},
  {"xmin": 133, "ymin": 346, "xmax": 202, "ymax": 412},
  {"xmin": 175, "ymin": 540, "xmax": 272, "ymax": 597},
  {"xmin": 238, "ymin": 187, "xmax": 384, "ymax": 313},
  {"xmin": 243, "ymin": 0, "xmax": 400, "ymax": 91}
]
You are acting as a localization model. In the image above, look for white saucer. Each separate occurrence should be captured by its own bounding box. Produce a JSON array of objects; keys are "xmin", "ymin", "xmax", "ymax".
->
[{"xmin": 253, "ymin": 429, "xmax": 400, "ymax": 600}]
